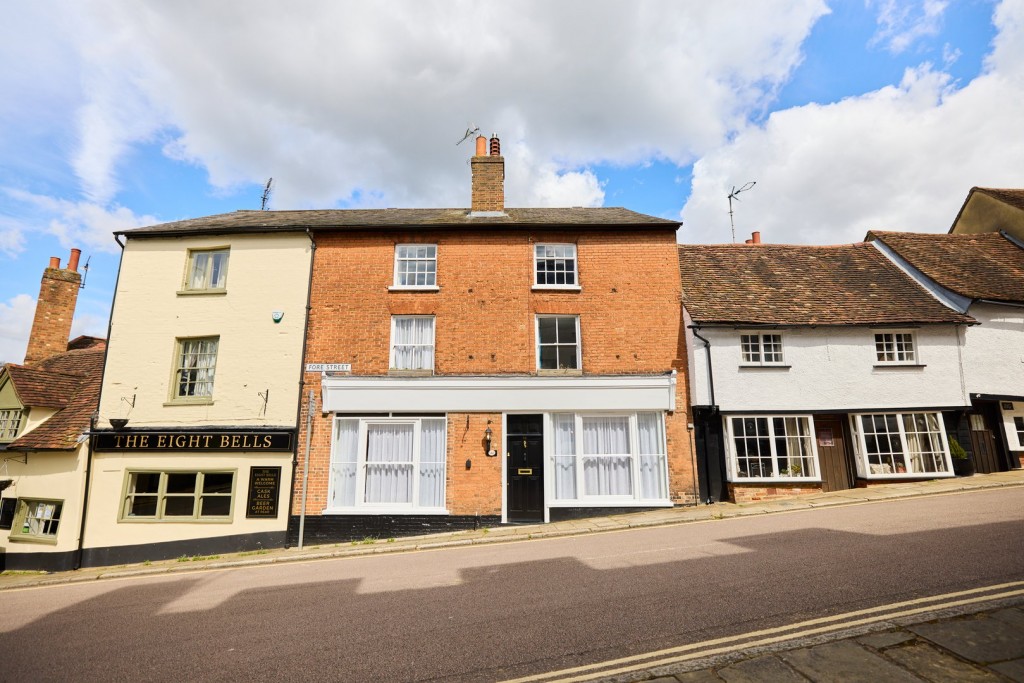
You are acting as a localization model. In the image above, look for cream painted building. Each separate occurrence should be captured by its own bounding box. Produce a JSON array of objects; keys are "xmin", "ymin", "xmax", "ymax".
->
[
  {"xmin": 949, "ymin": 187, "xmax": 1024, "ymax": 241},
  {"xmin": 88, "ymin": 228, "xmax": 312, "ymax": 564}
]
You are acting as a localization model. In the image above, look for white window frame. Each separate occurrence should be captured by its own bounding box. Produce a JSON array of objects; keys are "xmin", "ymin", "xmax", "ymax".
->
[
  {"xmin": 182, "ymin": 248, "xmax": 229, "ymax": 292},
  {"xmin": 724, "ymin": 415, "xmax": 820, "ymax": 482},
  {"xmin": 849, "ymin": 412, "xmax": 953, "ymax": 478},
  {"xmin": 536, "ymin": 315, "xmax": 581, "ymax": 371},
  {"xmin": 874, "ymin": 331, "xmax": 917, "ymax": 365},
  {"xmin": 533, "ymin": 243, "xmax": 580, "ymax": 289},
  {"xmin": 392, "ymin": 244, "xmax": 438, "ymax": 290},
  {"xmin": 390, "ymin": 316, "xmax": 435, "ymax": 372},
  {"xmin": 170, "ymin": 336, "xmax": 219, "ymax": 403},
  {"xmin": 1015, "ymin": 416, "xmax": 1024, "ymax": 448},
  {"xmin": 326, "ymin": 416, "xmax": 448, "ymax": 514},
  {"xmin": 546, "ymin": 411, "xmax": 669, "ymax": 505},
  {"xmin": 739, "ymin": 332, "xmax": 785, "ymax": 366}
]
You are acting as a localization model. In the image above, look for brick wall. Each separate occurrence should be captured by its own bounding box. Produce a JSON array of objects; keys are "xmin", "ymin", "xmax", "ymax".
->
[
  {"xmin": 24, "ymin": 264, "xmax": 81, "ymax": 365},
  {"xmin": 471, "ymin": 156, "xmax": 504, "ymax": 212},
  {"xmin": 294, "ymin": 227, "xmax": 694, "ymax": 515},
  {"xmin": 729, "ymin": 482, "xmax": 824, "ymax": 503}
]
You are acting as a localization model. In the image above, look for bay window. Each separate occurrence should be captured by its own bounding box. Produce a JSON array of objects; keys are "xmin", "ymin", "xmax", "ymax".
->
[
  {"xmin": 727, "ymin": 416, "xmax": 818, "ymax": 481},
  {"xmin": 851, "ymin": 412, "xmax": 951, "ymax": 476}
]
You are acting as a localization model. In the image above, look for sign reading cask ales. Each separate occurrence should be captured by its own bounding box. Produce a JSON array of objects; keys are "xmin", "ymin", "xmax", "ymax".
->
[
  {"xmin": 93, "ymin": 430, "xmax": 294, "ymax": 452},
  {"xmin": 246, "ymin": 466, "xmax": 281, "ymax": 518}
]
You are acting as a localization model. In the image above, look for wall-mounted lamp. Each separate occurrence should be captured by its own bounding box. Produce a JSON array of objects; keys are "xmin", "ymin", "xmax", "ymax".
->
[
  {"xmin": 109, "ymin": 418, "xmax": 129, "ymax": 430},
  {"xmin": 484, "ymin": 426, "xmax": 497, "ymax": 457}
]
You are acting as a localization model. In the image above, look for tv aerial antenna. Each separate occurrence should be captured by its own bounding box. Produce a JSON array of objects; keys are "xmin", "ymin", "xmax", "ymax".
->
[
  {"xmin": 261, "ymin": 178, "xmax": 273, "ymax": 210},
  {"xmin": 456, "ymin": 125, "xmax": 480, "ymax": 145},
  {"xmin": 727, "ymin": 181, "xmax": 756, "ymax": 243}
]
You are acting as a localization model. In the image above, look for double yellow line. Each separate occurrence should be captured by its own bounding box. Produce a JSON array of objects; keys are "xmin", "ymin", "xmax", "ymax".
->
[{"xmin": 502, "ymin": 580, "xmax": 1024, "ymax": 683}]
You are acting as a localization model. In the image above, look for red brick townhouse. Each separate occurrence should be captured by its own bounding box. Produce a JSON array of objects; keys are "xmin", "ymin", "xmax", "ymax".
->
[{"xmin": 293, "ymin": 136, "xmax": 694, "ymax": 543}]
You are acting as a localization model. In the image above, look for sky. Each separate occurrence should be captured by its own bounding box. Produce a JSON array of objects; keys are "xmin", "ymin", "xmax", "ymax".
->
[{"xmin": 1, "ymin": 0, "xmax": 1022, "ymax": 363}]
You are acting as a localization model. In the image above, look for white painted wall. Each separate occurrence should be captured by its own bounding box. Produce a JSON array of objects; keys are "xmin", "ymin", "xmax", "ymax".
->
[
  {"xmin": 962, "ymin": 303, "xmax": 1024, "ymax": 398},
  {"xmin": 99, "ymin": 234, "xmax": 311, "ymax": 427},
  {"xmin": 687, "ymin": 321, "xmax": 970, "ymax": 411}
]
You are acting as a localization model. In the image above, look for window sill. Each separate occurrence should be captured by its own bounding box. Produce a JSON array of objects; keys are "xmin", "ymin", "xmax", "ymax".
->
[
  {"xmin": 322, "ymin": 508, "xmax": 449, "ymax": 516},
  {"xmin": 532, "ymin": 285, "xmax": 581, "ymax": 292},
  {"xmin": 873, "ymin": 363, "xmax": 926, "ymax": 369},
  {"xmin": 387, "ymin": 286, "xmax": 440, "ymax": 292},
  {"xmin": 738, "ymin": 364, "xmax": 791, "ymax": 370},
  {"xmin": 176, "ymin": 289, "xmax": 228, "ymax": 296},
  {"xmin": 387, "ymin": 369, "xmax": 434, "ymax": 377},
  {"xmin": 730, "ymin": 477, "xmax": 822, "ymax": 484},
  {"xmin": 8, "ymin": 534, "xmax": 59, "ymax": 545},
  {"xmin": 547, "ymin": 500, "xmax": 672, "ymax": 507},
  {"xmin": 118, "ymin": 517, "xmax": 234, "ymax": 524},
  {"xmin": 863, "ymin": 471, "xmax": 953, "ymax": 479},
  {"xmin": 537, "ymin": 369, "xmax": 583, "ymax": 376},
  {"xmin": 163, "ymin": 399, "xmax": 215, "ymax": 407}
]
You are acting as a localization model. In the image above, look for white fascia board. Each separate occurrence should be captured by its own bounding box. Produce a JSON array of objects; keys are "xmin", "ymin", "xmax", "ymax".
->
[{"xmin": 321, "ymin": 373, "xmax": 676, "ymax": 413}]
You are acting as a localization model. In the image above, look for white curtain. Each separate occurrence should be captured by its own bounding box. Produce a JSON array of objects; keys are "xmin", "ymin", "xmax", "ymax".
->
[
  {"xmin": 418, "ymin": 419, "xmax": 446, "ymax": 508},
  {"xmin": 637, "ymin": 412, "xmax": 667, "ymax": 500},
  {"xmin": 330, "ymin": 419, "xmax": 359, "ymax": 507},
  {"xmin": 553, "ymin": 414, "xmax": 577, "ymax": 500},
  {"xmin": 365, "ymin": 424, "xmax": 414, "ymax": 503},
  {"xmin": 582, "ymin": 417, "xmax": 632, "ymax": 496},
  {"xmin": 392, "ymin": 317, "xmax": 434, "ymax": 370}
]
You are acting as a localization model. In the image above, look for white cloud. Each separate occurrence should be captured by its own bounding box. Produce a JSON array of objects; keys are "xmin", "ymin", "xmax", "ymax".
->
[
  {"xmin": 0, "ymin": 294, "xmax": 35, "ymax": 365},
  {"xmin": 52, "ymin": 0, "xmax": 827, "ymax": 210},
  {"xmin": 870, "ymin": 0, "xmax": 949, "ymax": 54},
  {"xmin": 682, "ymin": 0, "xmax": 1024, "ymax": 246}
]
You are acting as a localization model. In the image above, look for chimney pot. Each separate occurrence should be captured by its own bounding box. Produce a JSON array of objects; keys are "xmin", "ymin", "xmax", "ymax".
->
[
  {"xmin": 68, "ymin": 248, "xmax": 81, "ymax": 272},
  {"xmin": 752, "ymin": 231, "xmax": 762, "ymax": 245},
  {"xmin": 475, "ymin": 135, "xmax": 487, "ymax": 157},
  {"xmin": 744, "ymin": 239, "xmax": 753, "ymax": 245},
  {"xmin": 489, "ymin": 134, "xmax": 500, "ymax": 156},
  {"xmin": 49, "ymin": 256, "xmax": 60, "ymax": 269}
]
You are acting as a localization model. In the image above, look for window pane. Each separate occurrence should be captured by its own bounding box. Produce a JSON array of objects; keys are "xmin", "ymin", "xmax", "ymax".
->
[
  {"xmin": 200, "ymin": 496, "xmax": 231, "ymax": 517},
  {"xmin": 131, "ymin": 472, "xmax": 161, "ymax": 494},
  {"xmin": 166, "ymin": 473, "xmax": 197, "ymax": 494},
  {"xmin": 129, "ymin": 496, "xmax": 158, "ymax": 517},
  {"xmin": 203, "ymin": 473, "xmax": 233, "ymax": 494},
  {"xmin": 556, "ymin": 317, "xmax": 577, "ymax": 343},
  {"xmin": 164, "ymin": 497, "xmax": 196, "ymax": 517},
  {"xmin": 538, "ymin": 317, "xmax": 557, "ymax": 343}
]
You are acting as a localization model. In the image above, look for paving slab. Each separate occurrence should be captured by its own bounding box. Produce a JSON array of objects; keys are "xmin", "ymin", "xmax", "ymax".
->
[
  {"xmin": 856, "ymin": 629, "xmax": 915, "ymax": 649},
  {"xmin": 780, "ymin": 640, "xmax": 920, "ymax": 682},
  {"xmin": 990, "ymin": 658, "xmax": 1024, "ymax": 682},
  {"xmin": 883, "ymin": 642, "xmax": 1001, "ymax": 682},
  {"xmin": 911, "ymin": 614, "xmax": 1024, "ymax": 663},
  {"xmin": 671, "ymin": 670, "xmax": 723, "ymax": 683},
  {"xmin": 716, "ymin": 654, "xmax": 806, "ymax": 683}
]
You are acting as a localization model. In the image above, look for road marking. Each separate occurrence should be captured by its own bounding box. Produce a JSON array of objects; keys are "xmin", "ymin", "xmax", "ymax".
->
[{"xmin": 501, "ymin": 581, "xmax": 1024, "ymax": 683}]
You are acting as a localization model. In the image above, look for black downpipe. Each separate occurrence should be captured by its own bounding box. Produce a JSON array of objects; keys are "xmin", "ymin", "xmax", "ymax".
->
[
  {"xmin": 689, "ymin": 326, "xmax": 727, "ymax": 504},
  {"xmin": 690, "ymin": 327, "xmax": 716, "ymax": 407},
  {"xmin": 286, "ymin": 229, "xmax": 317, "ymax": 546},
  {"xmin": 76, "ymin": 234, "xmax": 126, "ymax": 569}
]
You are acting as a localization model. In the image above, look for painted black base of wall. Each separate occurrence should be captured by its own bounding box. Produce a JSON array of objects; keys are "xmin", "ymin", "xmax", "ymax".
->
[
  {"xmin": 80, "ymin": 530, "xmax": 287, "ymax": 568},
  {"xmin": 0, "ymin": 548, "xmax": 78, "ymax": 572},
  {"xmin": 287, "ymin": 514, "xmax": 501, "ymax": 546},
  {"xmin": 549, "ymin": 507, "xmax": 666, "ymax": 522}
]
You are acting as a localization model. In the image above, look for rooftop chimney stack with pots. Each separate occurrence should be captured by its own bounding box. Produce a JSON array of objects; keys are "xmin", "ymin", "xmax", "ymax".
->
[
  {"xmin": 471, "ymin": 133, "xmax": 504, "ymax": 214},
  {"xmin": 23, "ymin": 249, "xmax": 83, "ymax": 365}
]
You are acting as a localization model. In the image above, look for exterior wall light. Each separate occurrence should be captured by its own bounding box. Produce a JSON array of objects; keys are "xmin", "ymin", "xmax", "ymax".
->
[{"xmin": 484, "ymin": 426, "xmax": 497, "ymax": 456}]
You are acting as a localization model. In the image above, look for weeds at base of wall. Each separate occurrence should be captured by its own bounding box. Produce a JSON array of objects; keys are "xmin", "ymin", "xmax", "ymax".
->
[{"xmin": 239, "ymin": 549, "xmax": 269, "ymax": 557}]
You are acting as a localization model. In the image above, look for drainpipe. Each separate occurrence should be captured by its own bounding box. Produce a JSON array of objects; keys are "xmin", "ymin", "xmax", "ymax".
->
[
  {"xmin": 689, "ymin": 326, "xmax": 716, "ymax": 409},
  {"xmin": 288, "ymin": 228, "xmax": 316, "ymax": 547}
]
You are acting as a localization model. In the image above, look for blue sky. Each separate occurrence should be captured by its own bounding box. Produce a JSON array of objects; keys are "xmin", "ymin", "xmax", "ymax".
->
[{"xmin": 2, "ymin": 0, "xmax": 1022, "ymax": 363}]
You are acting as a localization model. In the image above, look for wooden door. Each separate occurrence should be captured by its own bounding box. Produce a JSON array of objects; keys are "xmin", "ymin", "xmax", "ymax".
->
[
  {"xmin": 968, "ymin": 412, "xmax": 1002, "ymax": 473},
  {"xmin": 814, "ymin": 415, "xmax": 854, "ymax": 492}
]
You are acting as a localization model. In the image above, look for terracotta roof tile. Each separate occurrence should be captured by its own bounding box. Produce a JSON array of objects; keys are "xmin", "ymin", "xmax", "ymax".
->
[
  {"xmin": 868, "ymin": 231, "xmax": 1024, "ymax": 303},
  {"xmin": 119, "ymin": 207, "xmax": 679, "ymax": 237},
  {"xmin": 678, "ymin": 243, "xmax": 975, "ymax": 326}
]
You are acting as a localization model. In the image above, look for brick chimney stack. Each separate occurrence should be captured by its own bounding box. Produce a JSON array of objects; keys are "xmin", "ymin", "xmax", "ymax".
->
[
  {"xmin": 470, "ymin": 133, "xmax": 504, "ymax": 213},
  {"xmin": 23, "ymin": 249, "xmax": 82, "ymax": 365}
]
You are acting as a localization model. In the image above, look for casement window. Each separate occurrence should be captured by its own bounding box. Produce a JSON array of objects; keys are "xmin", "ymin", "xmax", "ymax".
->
[
  {"xmin": 390, "ymin": 316, "xmax": 435, "ymax": 371},
  {"xmin": 328, "ymin": 417, "xmax": 447, "ymax": 513},
  {"xmin": 1016, "ymin": 416, "xmax": 1024, "ymax": 448},
  {"xmin": 534, "ymin": 244, "xmax": 578, "ymax": 287},
  {"xmin": 551, "ymin": 412, "xmax": 668, "ymax": 502},
  {"xmin": 122, "ymin": 471, "xmax": 235, "ymax": 521},
  {"xmin": 740, "ymin": 333, "xmax": 784, "ymax": 365},
  {"xmin": 393, "ymin": 244, "xmax": 437, "ymax": 288},
  {"xmin": 727, "ymin": 416, "xmax": 818, "ymax": 481},
  {"xmin": 0, "ymin": 409, "xmax": 23, "ymax": 441},
  {"xmin": 184, "ymin": 248, "xmax": 229, "ymax": 291},
  {"xmin": 850, "ymin": 412, "xmax": 951, "ymax": 476},
  {"xmin": 537, "ymin": 315, "xmax": 580, "ymax": 370},
  {"xmin": 172, "ymin": 337, "xmax": 219, "ymax": 401},
  {"xmin": 9, "ymin": 499, "xmax": 62, "ymax": 542},
  {"xmin": 0, "ymin": 497, "xmax": 16, "ymax": 530},
  {"xmin": 874, "ymin": 332, "xmax": 916, "ymax": 363}
]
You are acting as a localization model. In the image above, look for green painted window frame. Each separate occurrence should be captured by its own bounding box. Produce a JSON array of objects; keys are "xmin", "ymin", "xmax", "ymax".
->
[
  {"xmin": 168, "ymin": 336, "xmax": 219, "ymax": 404},
  {"xmin": 120, "ymin": 470, "xmax": 236, "ymax": 523},
  {"xmin": 0, "ymin": 408, "xmax": 24, "ymax": 442},
  {"xmin": 181, "ymin": 247, "xmax": 230, "ymax": 293},
  {"xmin": 9, "ymin": 498, "xmax": 63, "ymax": 544}
]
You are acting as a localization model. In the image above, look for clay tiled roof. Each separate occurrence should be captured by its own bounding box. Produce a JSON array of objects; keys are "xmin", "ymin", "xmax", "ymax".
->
[
  {"xmin": 678, "ymin": 243, "xmax": 975, "ymax": 327},
  {"xmin": 6, "ymin": 344, "xmax": 106, "ymax": 451},
  {"xmin": 119, "ymin": 207, "xmax": 679, "ymax": 237},
  {"xmin": 868, "ymin": 231, "xmax": 1024, "ymax": 304}
]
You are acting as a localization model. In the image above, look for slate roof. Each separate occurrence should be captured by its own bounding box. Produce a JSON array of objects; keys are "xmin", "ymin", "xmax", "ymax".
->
[
  {"xmin": 678, "ymin": 243, "xmax": 975, "ymax": 327},
  {"xmin": 119, "ymin": 207, "xmax": 680, "ymax": 237},
  {"xmin": 869, "ymin": 230, "xmax": 1024, "ymax": 304},
  {"xmin": 5, "ymin": 344, "xmax": 106, "ymax": 451}
]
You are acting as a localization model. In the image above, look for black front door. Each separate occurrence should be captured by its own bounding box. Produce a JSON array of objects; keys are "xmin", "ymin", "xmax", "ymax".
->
[{"xmin": 506, "ymin": 414, "xmax": 544, "ymax": 522}]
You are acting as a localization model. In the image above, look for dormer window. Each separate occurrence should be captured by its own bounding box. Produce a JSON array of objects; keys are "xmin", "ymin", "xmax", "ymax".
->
[{"xmin": 0, "ymin": 408, "xmax": 23, "ymax": 442}]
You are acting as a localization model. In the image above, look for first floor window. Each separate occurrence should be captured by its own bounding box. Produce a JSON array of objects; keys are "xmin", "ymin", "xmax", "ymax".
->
[
  {"xmin": 851, "ymin": 412, "xmax": 949, "ymax": 475},
  {"xmin": 393, "ymin": 244, "xmax": 437, "ymax": 288},
  {"xmin": 728, "ymin": 416, "xmax": 817, "ymax": 480},
  {"xmin": 875, "ymin": 332, "xmax": 916, "ymax": 363},
  {"xmin": 329, "ymin": 417, "xmax": 447, "ymax": 512},
  {"xmin": 551, "ymin": 412, "xmax": 667, "ymax": 501},
  {"xmin": 534, "ymin": 244, "xmax": 578, "ymax": 287},
  {"xmin": 740, "ymin": 333, "xmax": 784, "ymax": 365},
  {"xmin": 1015, "ymin": 416, "xmax": 1024, "ymax": 448},
  {"xmin": 10, "ymin": 499, "xmax": 62, "ymax": 541},
  {"xmin": 0, "ymin": 408, "xmax": 23, "ymax": 441},
  {"xmin": 174, "ymin": 337, "xmax": 219, "ymax": 400},
  {"xmin": 537, "ymin": 315, "xmax": 580, "ymax": 370},
  {"xmin": 185, "ymin": 248, "xmax": 229, "ymax": 291},
  {"xmin": 122, "ymin": 471, "xmax": 235, "ymax": 521},
  {"xmin": 391, "ymin": 316, "xmax": 435, "ymax": 371}
]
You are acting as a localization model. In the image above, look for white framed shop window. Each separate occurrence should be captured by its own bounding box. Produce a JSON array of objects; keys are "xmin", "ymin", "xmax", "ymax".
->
[
  {"xmin": 548, "ymin": 411, "xmax": 668, "ymax": 504},
  {"xmin": 849, "ymin": 412, "xmax": 952, "ymax": 477},
  {"xmin": 327, "ymin": 416, "xmax": 447, "ymax": 514},
  {"xmin": 724, "ymin": 415, "xmax": 820, "ymax": 482}
]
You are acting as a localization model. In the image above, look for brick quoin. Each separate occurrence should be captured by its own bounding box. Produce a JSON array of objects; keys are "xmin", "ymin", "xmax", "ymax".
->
[{"xmin": 293, "ymin": 228, "xmax": 696, "ymax": 517}]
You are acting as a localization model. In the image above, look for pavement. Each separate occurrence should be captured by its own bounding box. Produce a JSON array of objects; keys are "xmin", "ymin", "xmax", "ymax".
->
[{"xmin": 2, "ymin": 469, "xmax": 1022, "ymax": 594}]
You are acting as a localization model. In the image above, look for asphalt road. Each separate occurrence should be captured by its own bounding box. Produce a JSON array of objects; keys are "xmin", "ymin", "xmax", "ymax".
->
[{"xmin": 3, "ymin": 488, "xmax": 1023, "ymax": 682}]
